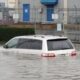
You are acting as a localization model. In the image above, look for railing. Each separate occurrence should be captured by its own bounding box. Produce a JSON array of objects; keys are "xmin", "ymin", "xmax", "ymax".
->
[{"xmin": 0, "ymin": 7, "xmax": 80, "ymax": 24}]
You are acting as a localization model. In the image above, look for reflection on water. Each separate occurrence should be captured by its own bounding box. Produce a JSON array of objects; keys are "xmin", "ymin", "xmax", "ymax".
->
[{"xmin": 0, "ymin": 52, "xmax": 80, "ymax": 80}]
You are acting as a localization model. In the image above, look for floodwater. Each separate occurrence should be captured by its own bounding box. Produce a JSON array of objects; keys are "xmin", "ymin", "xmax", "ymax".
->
[{"xmin": 0, "ymin": 44, "xmax": 80, "ymax": 80}]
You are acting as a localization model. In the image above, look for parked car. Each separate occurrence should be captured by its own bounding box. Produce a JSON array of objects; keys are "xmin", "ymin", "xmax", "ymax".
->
[{"xmin": 3, "ymin": 35, "xmax": 77, "ymax": 57}]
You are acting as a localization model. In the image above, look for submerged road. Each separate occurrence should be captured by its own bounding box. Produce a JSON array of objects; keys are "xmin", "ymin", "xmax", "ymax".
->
[
  {"xmin": 0, "ymin": 49, "xmax": 80, "ymax": 80},
  {"xmin": 0, "ymin": 43, "xmax": 80, "ymax": 80}
]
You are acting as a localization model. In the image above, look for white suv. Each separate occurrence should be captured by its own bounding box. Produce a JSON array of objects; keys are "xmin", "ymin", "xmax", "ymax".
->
[{"xmin": 3, "ymin": 35, "xmax": 77, "ymax": 57}]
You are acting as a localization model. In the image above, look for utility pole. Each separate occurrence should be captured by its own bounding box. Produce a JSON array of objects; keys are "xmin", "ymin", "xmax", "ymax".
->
[
  {"xmin": 7, "ymin": 0, "xmax": 8, "ymax": 8},
  {"xmin": 74, "ymin": 5, "xmax": 78, "ymax": 24},
  {"xmin": 64, "ymin": 0, "xmax": 68, "ymax": 24}
]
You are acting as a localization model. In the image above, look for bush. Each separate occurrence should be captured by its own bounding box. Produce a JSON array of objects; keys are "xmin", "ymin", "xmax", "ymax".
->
[{"xmin": 0, "ymin": 27, "xmax": 35, "ymax": 41}]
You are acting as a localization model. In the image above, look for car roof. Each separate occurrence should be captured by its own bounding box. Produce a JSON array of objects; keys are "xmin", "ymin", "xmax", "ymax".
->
[{"xmin": 14, "ymin": 35, "xmax": 68, "ymax": 40}]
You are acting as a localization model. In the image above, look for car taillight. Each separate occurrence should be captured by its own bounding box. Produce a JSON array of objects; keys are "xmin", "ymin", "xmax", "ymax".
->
[
  {"xmin": 70, "ymin": 51, "xmax": 77, "ymax": 56},
  {"xmin": 41, "ymin": 53, "xmax": 56, "ymax": 57}
]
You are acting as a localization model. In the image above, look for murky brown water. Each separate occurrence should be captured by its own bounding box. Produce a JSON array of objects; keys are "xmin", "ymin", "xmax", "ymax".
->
[{"xmin": 0, "ymin": 51, "xmax": 80, "ymax": 80}]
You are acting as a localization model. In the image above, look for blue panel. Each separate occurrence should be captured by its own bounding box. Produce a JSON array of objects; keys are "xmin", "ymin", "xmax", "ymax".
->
[
  {"xmin": 41, "ymin": 0, "xmax": 58, "ymax": 6},
  {"xmin": 23, "ymin": 4, "xmax": 30, "ymax": 22},
  {"xmin": 47, "ymin": 7, "xmax": 54, "ymax": 21}
]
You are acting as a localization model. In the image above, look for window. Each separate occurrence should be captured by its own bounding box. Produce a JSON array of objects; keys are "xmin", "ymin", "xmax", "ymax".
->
[
  {"xmin": 17, "ymin": 39, "xmax": 42, "ymax": 50},
  {"xmin": 6, "ymin": 38, "xmax": 19, "ymax": 48},
  {"xmin": 47, "ymin": 39, "xmax": 73, "ymax": 51}
]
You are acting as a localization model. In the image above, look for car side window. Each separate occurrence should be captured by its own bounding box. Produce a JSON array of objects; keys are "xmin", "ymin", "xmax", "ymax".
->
[
  {"xmin": 6, "ymin": 38, "xmax": 19, "ymax": 48},
  {"xmin": 17, "ymin": 39, "xmax": 42, "ymax": 50}
]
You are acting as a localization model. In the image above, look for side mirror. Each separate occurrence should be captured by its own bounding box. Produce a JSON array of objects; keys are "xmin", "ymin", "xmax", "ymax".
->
[{"xmin": 3, "ymin": 45, "xmax": 9, "ymax": 49}]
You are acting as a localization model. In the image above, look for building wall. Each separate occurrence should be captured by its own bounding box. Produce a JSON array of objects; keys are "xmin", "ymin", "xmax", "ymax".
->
[
  {"xmin": 54, "ymin": 0, "xmax": 64, "ymax": 23},
  {"xmin": 1, "ymin": 0, "xmax": 80, "ymax": 24},
  {"xmin": 19, "ymin": 0, "xmax": 41, "ymax": 22},
  {"xmin": 18, "ymin": 0, "xmax": 80, "ymax": 24},
  {"xmin": 18, "ymin": 0, "xmax": 64, "ymax": 23}
]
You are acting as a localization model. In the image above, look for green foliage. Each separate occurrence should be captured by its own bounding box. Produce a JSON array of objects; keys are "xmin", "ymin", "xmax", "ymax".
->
[{"xmin": 0, "ymin": 27, "xmax": 35, "ymax": 41}]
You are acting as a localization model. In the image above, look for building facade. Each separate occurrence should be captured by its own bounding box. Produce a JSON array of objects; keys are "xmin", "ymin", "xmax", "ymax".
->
[
  {"xmin": 0, "ymin": 0, "xmax": 18, "ymax": 24},
  {"xmin": 18, "ymin": 0, "xmax": 80, "ymax": 24},
  {"xmin": 18, "ymin": 0, "xmax": 64, "ymax": 23},
  {"xmin": 0, "ymin": 0, "xmax": 80, "ymax": 24}
]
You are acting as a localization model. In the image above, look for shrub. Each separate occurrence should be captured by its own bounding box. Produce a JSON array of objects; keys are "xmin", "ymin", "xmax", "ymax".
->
[{"xmin": 0, "ymin": 27, "xmax": 35, "ymax": 41}]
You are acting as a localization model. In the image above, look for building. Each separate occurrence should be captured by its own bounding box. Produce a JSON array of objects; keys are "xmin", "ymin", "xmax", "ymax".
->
[
  {"xmin": 0, "ymin": 0, "xmax": 80, "ymax": 24},
  {"xmin": 0, "ymin": 3, "xmax": 5, "ymax": 20},
  {"xmin": 18, "ymin": 0, "xmax": 61, "ymax": 23},
  {"xmin": 0, "ymin": 2, "xmax": 10, "ymax": 23},
  {"xmin": 17, "ymin": 0, "xmax": 80, "ymax": 24},
  {"xmin": 0, "ymin": 0, "xmax": 19, "ymax": 24}
]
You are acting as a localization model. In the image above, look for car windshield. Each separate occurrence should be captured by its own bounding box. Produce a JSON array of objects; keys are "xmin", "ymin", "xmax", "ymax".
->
[{"xmin": 47, "ymin": 39, "xmax": 73, "ymax": 51}]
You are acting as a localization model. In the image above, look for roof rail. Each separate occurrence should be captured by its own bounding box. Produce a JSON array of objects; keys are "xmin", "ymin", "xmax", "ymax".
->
[{"xmin": 34, "ymin": 35, "xmax": 45, "ymax": 38}]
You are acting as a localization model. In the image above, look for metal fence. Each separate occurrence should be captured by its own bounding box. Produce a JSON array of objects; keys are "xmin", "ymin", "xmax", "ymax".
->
[
  {"xmin": 0, "ymin": 7, "xmax": 80, "ymax": 24},
  {"xmin": 64, "ymin": 24, "xmax": 80, "ymax": 51}
]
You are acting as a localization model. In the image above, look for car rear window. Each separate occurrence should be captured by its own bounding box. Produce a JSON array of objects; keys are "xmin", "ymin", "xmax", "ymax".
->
[
  {"xmin": 17, "ymin": 38, "xmax": 42, "ymax": 50},
  {"xmin": 47, "ymin": 39, "xmax": 73, "ymax": 51}
]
